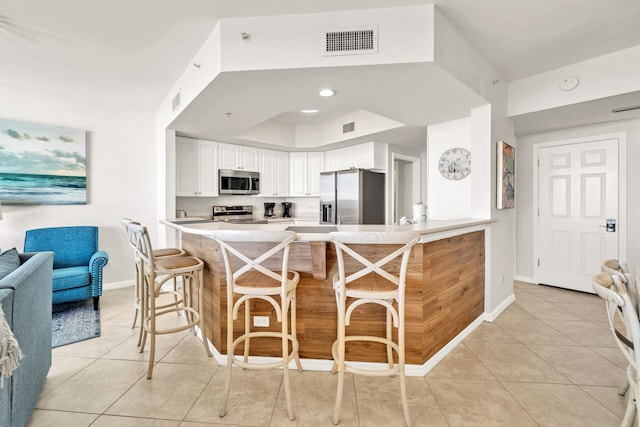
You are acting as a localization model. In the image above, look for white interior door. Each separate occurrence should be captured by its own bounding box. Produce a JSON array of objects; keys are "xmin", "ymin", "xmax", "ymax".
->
[{"xmin": 536, "ymin": 138, "xmax": 619, "ymax": 293}]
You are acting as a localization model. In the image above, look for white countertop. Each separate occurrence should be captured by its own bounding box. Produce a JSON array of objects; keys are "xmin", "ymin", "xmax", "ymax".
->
[{"xmin": 161, "ymin": 217, "xmax": 496, "ymax": 242}]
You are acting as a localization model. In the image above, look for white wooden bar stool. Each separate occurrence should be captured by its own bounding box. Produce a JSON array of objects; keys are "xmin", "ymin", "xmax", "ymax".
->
[
  {"xmin": 592, "ymin": 272, "xmax": 640, "ymax": 427},
  {"xmin": 601, "ymin": 258, "xmax": 638, "ymax": 397},
  {"xmin": 123, "ymin": 221, "xmax": 211, "ymax": 379},
  {"xmin": 121, "ymin": 218, "xmax": 185, "ymax": 346},
  {"xmin": 329, "ymin": 231, "xmax": 420, "ymax": 427},
  {"xmin": 211, "ymin": 229, "xmax": 302, "ymax": 421},
  {"xmin": 602, "ymin": 259, "xmax": 638, "ymax": 311}
]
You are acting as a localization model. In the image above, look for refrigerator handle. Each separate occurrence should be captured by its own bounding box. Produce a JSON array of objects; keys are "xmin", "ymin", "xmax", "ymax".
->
[{"xmin": 322, "ymin": 204, "xmax": 333, "ymax": 223}]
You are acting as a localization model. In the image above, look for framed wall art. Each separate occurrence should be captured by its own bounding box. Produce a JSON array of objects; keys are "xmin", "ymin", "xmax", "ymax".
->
[
  {"xmin": 0, "ymin": 118, "xmax": 87, "ymax": 205},
  {"xmin": 497, "ymin": 140, "xmax": 515, "ymax": 209}
]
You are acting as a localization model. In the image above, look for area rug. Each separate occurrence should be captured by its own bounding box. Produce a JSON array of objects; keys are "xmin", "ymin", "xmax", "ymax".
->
[{"xmin": 52, "ymin": 299, "xmax": 100, "ymax": 348}]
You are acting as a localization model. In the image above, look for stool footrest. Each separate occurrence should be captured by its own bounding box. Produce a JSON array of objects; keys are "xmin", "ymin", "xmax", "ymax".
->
[
  {"xmin": 230, "ymin": 331, "xmax": 300, "ymax": 370},
  {"xmin": 332, "ymin": 335, "xmax": 401, "ymax": 376},
  {"xmin": 144, "ymin": 307, "xmax": 200, "ymax": 335}
]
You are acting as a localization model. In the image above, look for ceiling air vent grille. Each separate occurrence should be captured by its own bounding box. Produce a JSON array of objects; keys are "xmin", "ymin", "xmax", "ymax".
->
[
  {"xmin": 343, "ymin": 122, "xmax": 355, "ymax": 134},
  {"xmin": 323, "ymin": 26, "xmax": 378, "ymax": 56}
]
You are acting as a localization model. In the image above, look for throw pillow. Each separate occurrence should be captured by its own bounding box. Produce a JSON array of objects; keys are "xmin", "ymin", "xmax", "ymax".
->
[{"xmin": 0, "ymin": 248, "xmax": 20, "ymax": 280}]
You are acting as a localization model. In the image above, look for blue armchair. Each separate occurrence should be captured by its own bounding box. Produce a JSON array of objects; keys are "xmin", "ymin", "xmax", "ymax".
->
[{"xmin": 24, "ymin": 226, "xmax": 109, "ymax": 309}]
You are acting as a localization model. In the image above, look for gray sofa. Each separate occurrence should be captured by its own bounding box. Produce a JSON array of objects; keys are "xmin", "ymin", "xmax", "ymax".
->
[{"xmin": 0, "ymin": 252, "xmax": 53, "ymax": 427}]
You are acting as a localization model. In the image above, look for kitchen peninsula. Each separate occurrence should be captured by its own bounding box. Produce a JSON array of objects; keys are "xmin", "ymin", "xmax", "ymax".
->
[{"xmin": 162, "ymin": 218, "xmax": 492, "ymax": 373}]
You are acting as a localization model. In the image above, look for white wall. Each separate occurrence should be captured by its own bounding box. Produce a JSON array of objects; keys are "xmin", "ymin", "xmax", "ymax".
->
[
  {"xmin": 427, "ymin": 117, "xmax": 472, "ymax": 219},
  {"xmin": 0, "ymin": 83, "xmax": 157, "ymax": 286},
  {"xmin": 508, "ymin": 45, "xmax": 640, "ymax": 116},
  {"xmin": 516, "ymin": 117, "xmax": 640, "ymax": 280},
  {"xmin": 433, "ymin": 6, "xmax": 516, "ymax": 317}
]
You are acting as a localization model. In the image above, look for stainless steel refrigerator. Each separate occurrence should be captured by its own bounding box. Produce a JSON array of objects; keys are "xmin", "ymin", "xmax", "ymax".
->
[{"xmin": 319, "ymin": 169, "xmax": 385, "ymax": 225}]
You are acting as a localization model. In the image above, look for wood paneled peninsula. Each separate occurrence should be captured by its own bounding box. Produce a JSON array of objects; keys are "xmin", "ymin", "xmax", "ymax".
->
[{"xmin": 162, "ymin": 218, "xmax": 493, "ymax": 375}]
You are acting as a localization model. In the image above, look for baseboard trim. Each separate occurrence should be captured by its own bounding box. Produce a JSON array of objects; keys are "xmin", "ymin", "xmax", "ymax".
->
[
  {"xmin": 484, "ymin": 293, "xmax": 515, "ymax": 322},
  {"xmin": 104, "ymin": 280, "xmax": 134, "ymax": 290},
  {"xmin": 513, "ymin": 275, "xmax": 537, "ymax": 284},
  {"xmin": 197, "ymin": 313, "xmax": 485, "ymax": 378}
]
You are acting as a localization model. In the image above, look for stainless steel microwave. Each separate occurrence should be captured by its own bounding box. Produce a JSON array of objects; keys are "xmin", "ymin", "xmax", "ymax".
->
[{"xmin": 219, "ymin": 169, "xmax": 260, "ymax": 195}]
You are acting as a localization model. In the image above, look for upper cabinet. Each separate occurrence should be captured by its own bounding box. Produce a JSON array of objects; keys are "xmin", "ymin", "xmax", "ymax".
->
[
  {"xmin": 219, "ymin": 143, "xmax": 259, "ymax": 171},
  {"xmin": 259, "ymin": 149, "xmax": 289, "ymax": 196},
  {"xmin": 290, "ymin": 152, "xmax": 324, "ymax": 197},
  {"xmin": 176, "ymin": 137, "xmax": 218, "ymax": 197},
  {"xmin": 324, "ymin": 141, "xmax": 387, "ymax": 172}
]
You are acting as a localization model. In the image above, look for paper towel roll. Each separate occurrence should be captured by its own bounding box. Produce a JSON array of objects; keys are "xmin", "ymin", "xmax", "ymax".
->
[{"xmin": 413, "ymin": 203, "xmax": 427, "ymax": 224}]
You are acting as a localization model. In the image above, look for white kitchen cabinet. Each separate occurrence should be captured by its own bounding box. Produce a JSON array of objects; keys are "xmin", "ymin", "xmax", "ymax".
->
[
  {"xmin": 323, "ymin": 149, "xmax": 338, "ymax": 172},
  {"xmin": 218, "ymin": 142, "xmax": 259, "ymax": 171},
  {"xmin": 290, "ymin": 151, "xmax": 324, "ymax": 197},
  {"xmin": 176, "ymin": 137, "xmax": 218, "ymax": 197},
  {"xmin": 324, "ymin": 141, "xmax": 387, "ymax": 172},
  {"xmin": 259, "ymin": 149, "xmax": 289, "ymax": 196}
]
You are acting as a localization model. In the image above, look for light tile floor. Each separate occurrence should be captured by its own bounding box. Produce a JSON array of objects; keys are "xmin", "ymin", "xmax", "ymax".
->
[{"xmin": 29, "ymin": 281, "xmax": 629, "ymax": 426}]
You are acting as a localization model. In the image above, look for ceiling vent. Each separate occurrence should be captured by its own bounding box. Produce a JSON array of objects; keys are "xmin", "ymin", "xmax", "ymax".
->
[
  {"xmin": 323, "ymin": 26, "xmax": 378, "ymax": 56},
  {"xmin": 343, "ymin": 122, "xmax": 355, "ymax": 134},
  {"xmin": 172, "ymin": 92, "xmax": 181, "ymax": 112}
]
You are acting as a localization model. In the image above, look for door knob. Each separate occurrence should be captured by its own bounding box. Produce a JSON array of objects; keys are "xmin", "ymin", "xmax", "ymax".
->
[{"xmin": 599, "ymin": 219, "xmax": 616, "ymax": 232}]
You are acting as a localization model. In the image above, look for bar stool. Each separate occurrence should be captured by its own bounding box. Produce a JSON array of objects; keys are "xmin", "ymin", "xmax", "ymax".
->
[
  {"xmin": 601, "ymin": 259, "xmax": 638, "ymax": 310},
  {"xmin": 210, "ymin": 229, "xmax": 302, "ymax": 421},
  {"xmin": 121, "ymin": 218, "xmax": 185, "ymax": 346},
  {"xmin": 329, "ymin": 231, "xmax": 420, "ymax": 427},
  {"xmin": 123, "ymin": 221, "xmax": 211, "ymax": 379},
  {"xmin": 601, "ymin": 259, "xmax": 639, "ymax": 397},
  {"xmin": 592, "ymin": 272, "xmax": 640, "ymax": 426}
]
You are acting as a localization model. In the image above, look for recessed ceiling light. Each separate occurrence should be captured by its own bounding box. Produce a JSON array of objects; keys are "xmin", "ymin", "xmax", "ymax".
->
[
  {"xmin": 318, "ymin": 88, "xmax": 336, "ymax": 97},
  {"xmin": 301, "ymin": 109, "xmax": 319, "ymax": 113}
]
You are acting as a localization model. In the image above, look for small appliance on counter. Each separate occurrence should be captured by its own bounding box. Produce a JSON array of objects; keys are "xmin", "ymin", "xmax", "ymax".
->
[
  {"xmin": 176, "ymin": 210, "xmax": 188, "ymax": 218},
  {"xmin": 264, "ymin": 203, "xmax": 276, "ymax": 218},
  {"xmin": 212, "ymin": 205, "xmax": 268, "ymax": 224},
  {"xmin": 412, "ymin": 202, "xmax": 427, "ymax": 224},
  {"xmin": 282, "ymin": 202, "xmax": 293, "ymax": 218}
]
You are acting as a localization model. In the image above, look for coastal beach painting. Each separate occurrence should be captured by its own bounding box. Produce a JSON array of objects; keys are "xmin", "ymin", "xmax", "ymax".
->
[{"xmin": 0, "ymin": 118, "xmax": 87, "ymax": 205}]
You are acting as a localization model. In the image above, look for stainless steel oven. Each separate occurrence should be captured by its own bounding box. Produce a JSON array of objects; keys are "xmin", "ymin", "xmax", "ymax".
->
[
  {"xmin": 212, "ymin": 205, "xmax": 268, "ymax": 224},
  {"xmin": 219, "ymin": 169, "xmax": 260, "ymax": 195}
]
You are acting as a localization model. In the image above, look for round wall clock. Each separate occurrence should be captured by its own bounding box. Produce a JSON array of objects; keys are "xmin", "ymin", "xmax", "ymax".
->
[{"xmin": 438, "ymin": 148, "xmax": 471, "ymax": 180}]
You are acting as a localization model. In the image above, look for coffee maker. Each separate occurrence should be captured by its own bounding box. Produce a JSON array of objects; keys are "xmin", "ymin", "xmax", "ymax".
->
[
  {"xmin": 264, "ymin": 202, "xmax": 276, "ymax": 218},
  {"xmin": 281, "ymin": 202, "xmax": 293, "ymax": 218}
]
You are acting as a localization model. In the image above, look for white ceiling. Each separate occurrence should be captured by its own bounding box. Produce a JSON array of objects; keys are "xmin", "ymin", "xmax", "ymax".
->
[{"xmin": 2, "ymin": 0, "xmax": 640, "ymax": 145}]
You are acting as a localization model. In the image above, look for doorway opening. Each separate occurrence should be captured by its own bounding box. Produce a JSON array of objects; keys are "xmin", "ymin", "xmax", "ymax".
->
[{"xmin": 392, "ymin": 153, "xmax": 422, "ymax": 225}]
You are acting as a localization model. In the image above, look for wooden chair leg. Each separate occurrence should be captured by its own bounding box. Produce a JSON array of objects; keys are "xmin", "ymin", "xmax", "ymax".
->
[
  {"xmin": 290, "ymin": 291, "xmax": 303, "ymax": 371},
  {"xmin": 219, "ymin": 299, "xmax": 234, "ymax": 418},
  {"xmin": 146, "ymin": 282, "xmax": 156, "ymax": 379},
  {"xmin": 197, "ymin": 270, "xmax": 211, "ymax": 357},
  {"xmin": 621, "ymin": 390, "xmax": 636, "ymax": 427},
  {"xmin": 282, "ymin": 306, "xmax": 294, "ymax": 421},
  {"xmin": 386, "ymin": 308, "xmax": 394, "ymax": 370},
  {"xmin": 243, "ymin": 301, "xmax": 251, "ymax": 363},
  {"xmin": 333, "ymin": 302, "xmax": 346, "ymax": 425}
]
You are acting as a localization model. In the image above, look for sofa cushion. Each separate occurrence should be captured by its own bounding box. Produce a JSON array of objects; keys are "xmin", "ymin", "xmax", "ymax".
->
[
  {"xmin": 0, "ymin": 248, "xmax": 20, "ymax": 280},
  {"xmin": 52, "ymin": 266, "xmax": 90, "ymax": 291}
]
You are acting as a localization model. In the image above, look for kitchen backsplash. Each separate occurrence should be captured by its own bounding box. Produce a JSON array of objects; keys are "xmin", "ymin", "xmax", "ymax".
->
[{"xmin": 176, "ymin": 196, "xmax": 320, "ymax": 219}]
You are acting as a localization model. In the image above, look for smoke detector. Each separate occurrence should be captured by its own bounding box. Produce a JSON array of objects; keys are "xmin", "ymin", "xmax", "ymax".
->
[{"xmin": 559, "ymin": 76, "xmax": 579, "ymax": 91}]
